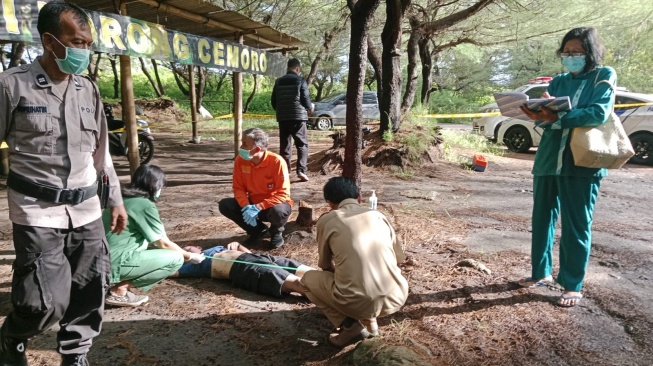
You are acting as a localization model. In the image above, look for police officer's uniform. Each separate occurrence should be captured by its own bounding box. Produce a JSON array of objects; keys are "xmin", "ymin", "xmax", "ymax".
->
[{"xmin": 0, "ymin": 57, "xmax": 122, "ymax": 356}]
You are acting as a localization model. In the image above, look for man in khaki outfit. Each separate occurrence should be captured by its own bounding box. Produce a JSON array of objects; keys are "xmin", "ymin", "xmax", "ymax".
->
[
  {"xmin": 0, "ymin": 2, "xmax": 127, "ymax": 365},
  {"xmin": 301, "ymin": 177, "xmax": 408, "ymax": 348}
]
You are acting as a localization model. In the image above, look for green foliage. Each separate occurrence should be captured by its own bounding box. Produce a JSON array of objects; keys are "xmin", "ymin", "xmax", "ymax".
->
[
  {"xmin": 439, "ymin": 130, "xmax": 504, "ymax": 166},
  {"xmin": 401, "ymin": 130, "xmax": 435, "ymax": 163},
  {"xmin": 382, "ymin": 129, "xmax": 394, "ymax": 142}
]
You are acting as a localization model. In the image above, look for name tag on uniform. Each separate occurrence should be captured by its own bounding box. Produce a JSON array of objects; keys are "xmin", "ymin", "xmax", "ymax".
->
[
  {"xmin": 16, "ymin": 105, "xmax": 48, "ymax": 113},
  {"xmin": 80, "ymin": 106, "xmax": 96, "ymax": 114}
]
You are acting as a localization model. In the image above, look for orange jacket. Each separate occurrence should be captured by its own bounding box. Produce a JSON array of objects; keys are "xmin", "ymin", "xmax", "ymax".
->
[{"xmin": 233, "ymin": 151, "xmax": 292, "ymax": 210}]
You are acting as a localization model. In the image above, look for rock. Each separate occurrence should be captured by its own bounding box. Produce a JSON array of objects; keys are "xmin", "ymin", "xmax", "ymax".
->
[{"xmin": 346, "ymin": 338, "xmax": 432, "ymax": 366}]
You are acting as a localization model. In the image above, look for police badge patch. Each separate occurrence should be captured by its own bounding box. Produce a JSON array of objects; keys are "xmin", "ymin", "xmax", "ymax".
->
[{"xmin": 36, "ymin": 74, "xmax": 47, "ymax": 86}]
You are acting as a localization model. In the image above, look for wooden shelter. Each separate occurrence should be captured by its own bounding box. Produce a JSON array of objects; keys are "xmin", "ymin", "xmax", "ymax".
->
[{"xmin": 72, "ymin": 1, "xmax": 305, "ymax": 172}]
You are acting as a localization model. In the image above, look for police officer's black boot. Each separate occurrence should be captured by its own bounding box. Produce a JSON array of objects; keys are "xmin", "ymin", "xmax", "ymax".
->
[
  {"xmin": 0, "ymin": 327, "xmax": 28, "ymax": 366},
  {"xmin": 60, "ymin": 353, "xmax": 89, "ymax": 366}
]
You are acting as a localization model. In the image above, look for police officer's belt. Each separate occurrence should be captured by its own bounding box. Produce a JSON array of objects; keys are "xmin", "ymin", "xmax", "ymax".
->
[{"xmin": 7, "ymin": 171, "xmax": 97, "ymax": 205}]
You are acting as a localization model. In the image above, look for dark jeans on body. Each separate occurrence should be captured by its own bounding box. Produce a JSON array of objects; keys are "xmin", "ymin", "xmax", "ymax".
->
[
  {"xmin": 3, "ymin": 218, "xmax": 109, "ymax": 355},
  {"xmin": 218, "ymin": 198, "xmax": 291, "ymax": 236},
  {"xmin": 229, "ymin": 253, "xmax": 303, "ymax": 297},
  {"xmin": 278, "ymin": 120, "xmax": 308, "ymax": 175}
]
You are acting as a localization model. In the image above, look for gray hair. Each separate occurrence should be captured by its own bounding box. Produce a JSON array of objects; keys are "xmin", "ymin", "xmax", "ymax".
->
[{"xmin": 243, "ymin": 128, "xmax": 269, "ymax": 150}]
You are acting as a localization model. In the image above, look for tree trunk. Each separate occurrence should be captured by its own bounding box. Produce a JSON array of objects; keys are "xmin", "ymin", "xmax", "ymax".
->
[
  {"xmin": 366, "ymin": 37, "xmax": 382, "ymax": 103},
  {"xmin": 87, "ymin": 53, "xmax": 102, "ymax": 82},
  {"xmin": 325, "ymin": 74, "xmax": 335, "ymax": 98},
  {"xmin": 172, "ymin": 66, "xmax": 189, "ymax": 96},
  {"xmin": 109, "ymin": 57, "xmax": 120, "ymax": 99},
  {"xmin": 401, "ymin": 17, "xmax": 421, "ymax": 114},
  {"xmin": 419, "ymin": 38, "xmax": 433, "ymax": 105},
  {"xmin": 196, "ymin": 67, "xmax": 206, "ymax": 112},
  {"xmin": 139, "ymin": 57, "xmax": 163, "ymax": 97},
  {"xmin": 305, "ymin": 18, "xmax": 349, "ymax": 86},
  {"xmin": 151, "ymin": 59, "xmax": 165, "ymax": 95},
  {"xmin": 380, "ymin": 0, "xmax": 411, "ymax": 133},
  {"xmin": 243, "ymin": 74, "xmax": 258, "ymax": 113},
  {"xmin": 343, "ymin": 0, "xmax": 380, "ymax": 188},
  {"xmin": 314, "ymin": 77, "xmax": 326, "ymax": 101},
  {"xmin": 8, "ymin": 42, "xmax": 25, "ymax": 68},
  {"xmin": 215, "ymin": 70, "xmax": 228, "ymax": 93}
]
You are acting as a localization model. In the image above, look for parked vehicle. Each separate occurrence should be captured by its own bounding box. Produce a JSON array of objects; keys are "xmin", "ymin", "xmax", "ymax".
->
[
  {"xmin": 104, "ymin": 103, "xmax": 154, "ymax": 164},
  {"xmin": 472, "ymin": 77, "xmax": 551, "ymax": 142},
  {"xmin": 311, "ymin": 91, "xmax": 380, "ymax": 130},
  {"xmin": 497, "ymin": 91, "xmax": 653, "ymax": 165}
]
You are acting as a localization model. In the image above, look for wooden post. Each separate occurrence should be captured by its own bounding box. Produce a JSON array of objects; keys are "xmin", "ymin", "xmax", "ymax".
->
[
  {"xmin": 120, "ymin": 3, "xmax": 139, "ymax": 175},
  {"xmin": 233, "ymin": 32, "xmax": 244, "ymax": 156},
  {"xmin": 189, "ymin": 64, "xmax": 199, "ymax": 143}
]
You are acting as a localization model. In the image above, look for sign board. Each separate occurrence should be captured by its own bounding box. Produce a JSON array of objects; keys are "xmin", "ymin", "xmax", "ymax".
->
[{"xmin": 0, "ymin": 0, "xmax": 286, "ymax": 76}]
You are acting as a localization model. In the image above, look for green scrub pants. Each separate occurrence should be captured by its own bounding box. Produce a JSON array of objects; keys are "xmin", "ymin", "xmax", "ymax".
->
[
  {"xmin": 118, "ymin": 249, "xmax": 184, "ymax": 291},
  {"xmin": 531, "ymin": 175, "xmax": 602, "ymax": 292}
]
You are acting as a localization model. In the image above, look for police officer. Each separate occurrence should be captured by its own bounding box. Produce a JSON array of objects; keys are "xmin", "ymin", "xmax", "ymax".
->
[{"xmin": 0, "ymin": 2, "xmax": 127, "ymax": 365}]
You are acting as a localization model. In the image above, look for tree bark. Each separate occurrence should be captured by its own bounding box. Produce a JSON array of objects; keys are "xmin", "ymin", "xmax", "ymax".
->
[
  {"xmin": 366, "ymin": 37, "xmax": 382, "ymax": 103},
  {"xmin": 109, "ymin": 57, "xmax": 120, "ymax": 99},
  {"xmin": 419, "ymin": 38, "xmax": 433, "ymax": 105},
  {"xmin": 343, "ymin": 0, "xmax": 380, "ymax": 188},
  {"xmin": 8, "ymin": 42, "xmax": 25, "ymax": 68},
  {"xmin": 139, "ymin": 57, "xmax": 163, "ymax": 97},
  {"xmin": 196, "ymin": 67, "xmax": 206, "ymax": 112},
  {"xmin": 243, "ymin": 74, "xmax": 258, "ymax": 113},
  {"xmin": 380, "ymin": 0, "xmax": 411, "ymax": 133},
  {"xmin": 401, "ymin": 16, "xmax": 422, "ymax": 114},
  {"xmin": 87, "ymin": 52, "xmax": 102, "ymax": 82},
  {"xmin": 151, "ymin": 59, "xmax": 165, "ymax": 95},
  {"xmin": 172, "ymin": 65, "xmax": 189, "ymax": 96}
]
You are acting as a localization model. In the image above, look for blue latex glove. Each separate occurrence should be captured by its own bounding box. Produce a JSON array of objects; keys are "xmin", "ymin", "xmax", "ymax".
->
[{"xmin": 241, "ymin": 204, "xmax": 260, "ymax": 227}]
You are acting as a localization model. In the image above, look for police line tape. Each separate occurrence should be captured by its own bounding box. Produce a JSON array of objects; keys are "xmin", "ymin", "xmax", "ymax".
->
[{"xmin": 179, "ymin": 101, "xmax": 653, "ymax": 122}]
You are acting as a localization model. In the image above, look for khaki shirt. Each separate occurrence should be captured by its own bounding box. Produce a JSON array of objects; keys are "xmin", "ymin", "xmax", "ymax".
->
[
  {"xmin": 307, "ymin": 199, "xmax": 409, "ymax": 318},
  {"xmin": 0, "ymin": 58, "xmax": 122, "ymax": 229}
]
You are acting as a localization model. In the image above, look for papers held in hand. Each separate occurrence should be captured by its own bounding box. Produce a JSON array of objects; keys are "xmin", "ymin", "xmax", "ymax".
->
[{"xmin": 493, "ymin": 92, "xmax": 571, "ymax": 121}]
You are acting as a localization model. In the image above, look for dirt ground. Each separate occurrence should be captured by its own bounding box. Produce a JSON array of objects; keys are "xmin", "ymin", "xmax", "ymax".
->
[{"xmin": 1, "ymin": 112, "xmax": 652, "ymax": 366}]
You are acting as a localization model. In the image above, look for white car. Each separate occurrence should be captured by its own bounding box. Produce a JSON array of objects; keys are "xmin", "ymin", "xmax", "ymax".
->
[
  {"xmin": 472, "ymin": 79, "xmax": 551, "ymax": 142},
  {"xmin": 497, "ymin": 90, "xmax": 653, "ymax": 165}
]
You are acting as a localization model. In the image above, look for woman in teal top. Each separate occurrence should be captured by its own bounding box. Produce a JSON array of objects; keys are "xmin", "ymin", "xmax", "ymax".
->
[
  {"xmin": 102, "ymin": 164, "xmax": 205, "ymax": 307},
  {"xmin": 518, "ymin": 27, "xmax": 615, "ymax": 307}
]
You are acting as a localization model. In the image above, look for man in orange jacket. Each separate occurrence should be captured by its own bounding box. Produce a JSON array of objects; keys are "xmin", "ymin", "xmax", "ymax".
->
[{"xmin": 219, "ymin": 128, "xmax": 293, "ymax": 249}]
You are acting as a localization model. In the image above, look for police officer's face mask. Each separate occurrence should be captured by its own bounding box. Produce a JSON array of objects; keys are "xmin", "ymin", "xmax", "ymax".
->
[{"xmin": 49, "ymin": 34, "xmax": 91, "ymax": 75}]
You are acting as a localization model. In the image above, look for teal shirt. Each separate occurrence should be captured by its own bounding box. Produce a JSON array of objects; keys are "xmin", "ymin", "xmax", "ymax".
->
[
  {"xmin": 532, "ymin": 66, "xmax": 617, "ymax": 177},
  {"xmin": 102, "ymin": 196, "xmax": 167, "ymax": 284}
]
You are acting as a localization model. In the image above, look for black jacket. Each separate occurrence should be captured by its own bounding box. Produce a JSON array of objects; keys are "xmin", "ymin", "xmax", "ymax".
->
[{"xmin": 271, "ymin": 71, "xmax": 312, "ymax": 122}]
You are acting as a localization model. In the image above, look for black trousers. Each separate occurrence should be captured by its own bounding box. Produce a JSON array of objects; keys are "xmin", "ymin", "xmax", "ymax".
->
[
  {"xmin": 218, "ymin": 197, "xmax": 291, "ymax": 236},
  {"xmin": 3, "ymin": 218, "xmax": 109, "ymax": 355},
  {"xmin": 278, "ymin": 121, "xmax": 309, "ymax": 175},
  {"xmin": 229, "ymin": 253, "xmax": 303, "ymax": 297}
]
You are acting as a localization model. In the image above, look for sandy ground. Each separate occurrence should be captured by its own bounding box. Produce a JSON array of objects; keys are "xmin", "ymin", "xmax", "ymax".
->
[{"xmin": 0, "ymin": 121, "xmax": 652, "ymax": 366}]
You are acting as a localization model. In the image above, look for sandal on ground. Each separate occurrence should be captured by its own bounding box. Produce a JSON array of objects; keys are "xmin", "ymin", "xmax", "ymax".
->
[
  {"xmin": 518, "ymin": 276, "xmax": 553, "ymax": 289},
  {"xmin": 557, "ymin": 293, "xmax": 583, "ymax": 307}
]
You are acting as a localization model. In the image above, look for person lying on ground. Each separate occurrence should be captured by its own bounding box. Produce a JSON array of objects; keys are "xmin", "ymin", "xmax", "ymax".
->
[
  {"xmin": 102, "ymin": 164, "xmax": 206, "ymax": 307},
  {"xmin": 170, "ymin": 242, "xmax": 314, "ymax": 297},
  {"xmin": 301, "ymin": 177, "xmax": 409, "ymax": 348}
]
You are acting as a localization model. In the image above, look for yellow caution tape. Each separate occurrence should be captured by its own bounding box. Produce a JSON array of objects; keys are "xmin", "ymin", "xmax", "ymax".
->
[{"xmin": 615, "ymin": 102, "xmax": 653, "ymax": 108}]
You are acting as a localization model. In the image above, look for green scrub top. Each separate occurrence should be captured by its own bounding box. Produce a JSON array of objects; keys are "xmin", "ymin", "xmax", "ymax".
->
[
  {"xmin": 533, "ymin": 66, "xmax": 616, "ymax": 177},
  {"xmin": 102, "ymin": 196, "xmax": 166, "ymax": 284}
]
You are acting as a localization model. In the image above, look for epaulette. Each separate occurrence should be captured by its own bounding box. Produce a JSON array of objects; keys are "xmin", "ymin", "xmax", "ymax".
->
[{"xmin": 0, "ymin": 64, "xmax": 30, "ymax": 81}]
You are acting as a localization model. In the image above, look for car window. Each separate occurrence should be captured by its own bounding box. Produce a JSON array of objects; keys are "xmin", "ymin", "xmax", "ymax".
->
[
  {"xmin": 525, "ymin": 86, "xmax": 548, "ymax": 99},
  {"xmin": 615, "ymin": 95, "xmax": 646, "ymax": 105},
  {"xmin": 320, "ymin": 93, "xmax": 345, "ymax": 104},
  {"xmin": 363, "ymin": 94, "xmax": 378, "ymax": 105}
]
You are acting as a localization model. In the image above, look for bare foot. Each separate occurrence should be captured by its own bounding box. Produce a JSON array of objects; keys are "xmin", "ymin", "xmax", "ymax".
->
[{"xmin": 557, "ymin": 291, "xmax": 583, "ymax": 307}]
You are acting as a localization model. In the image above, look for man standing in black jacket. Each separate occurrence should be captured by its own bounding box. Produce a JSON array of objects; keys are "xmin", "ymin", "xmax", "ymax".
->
[{"xmin": 271, "ymin": 58, "xmax": 313, "ymax": 182}]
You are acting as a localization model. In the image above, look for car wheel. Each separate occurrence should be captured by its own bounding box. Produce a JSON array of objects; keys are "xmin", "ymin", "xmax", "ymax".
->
[
  {"xmin": 503, "ymin": 126, "xmax": 532, "ymax": 153},
  {"xmin": 629, "ymin": 132, "xmax": 653, "ymax": 165},
  {"xmin": 492, "ymin": 123, "xmax": 503, "ymax": 143},
  {"xmin": 314, "ymin": 116, "xmax": 332, "ymax": 131}
]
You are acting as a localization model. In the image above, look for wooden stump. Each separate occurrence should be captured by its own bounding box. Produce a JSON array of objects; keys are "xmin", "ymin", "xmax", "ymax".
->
[{"xmin": 296, "ymin": 201, "xmax": 314, "ymax": 227}]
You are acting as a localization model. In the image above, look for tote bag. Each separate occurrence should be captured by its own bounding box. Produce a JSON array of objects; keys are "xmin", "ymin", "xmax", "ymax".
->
[{"xmin": 570, "ymin": 78, "xmax": 635, "ymax": 169}]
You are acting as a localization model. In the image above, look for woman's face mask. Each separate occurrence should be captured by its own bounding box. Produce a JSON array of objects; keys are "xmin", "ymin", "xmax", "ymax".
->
[
  {"xmin": 49, "ymin": 34, "xmax": 91, "ymax": 75},
  {"xmin": 153, "ymin": 189, "xmax": 161, "ymax": 201},
  {"xmin": 561, "ymin": 56, "xmax": 586, "ymax": 73}
]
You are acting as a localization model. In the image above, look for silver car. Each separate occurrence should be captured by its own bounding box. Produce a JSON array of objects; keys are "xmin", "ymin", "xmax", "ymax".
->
[{"xmin": 311, "ymin": 91, "xmax": 380, "ymax": 130}]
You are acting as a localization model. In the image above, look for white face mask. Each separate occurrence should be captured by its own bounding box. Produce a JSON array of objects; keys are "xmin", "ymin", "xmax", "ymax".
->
[{"xmin": 153, "ymin": 189, "xmax": 161, "ymax": 200}]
